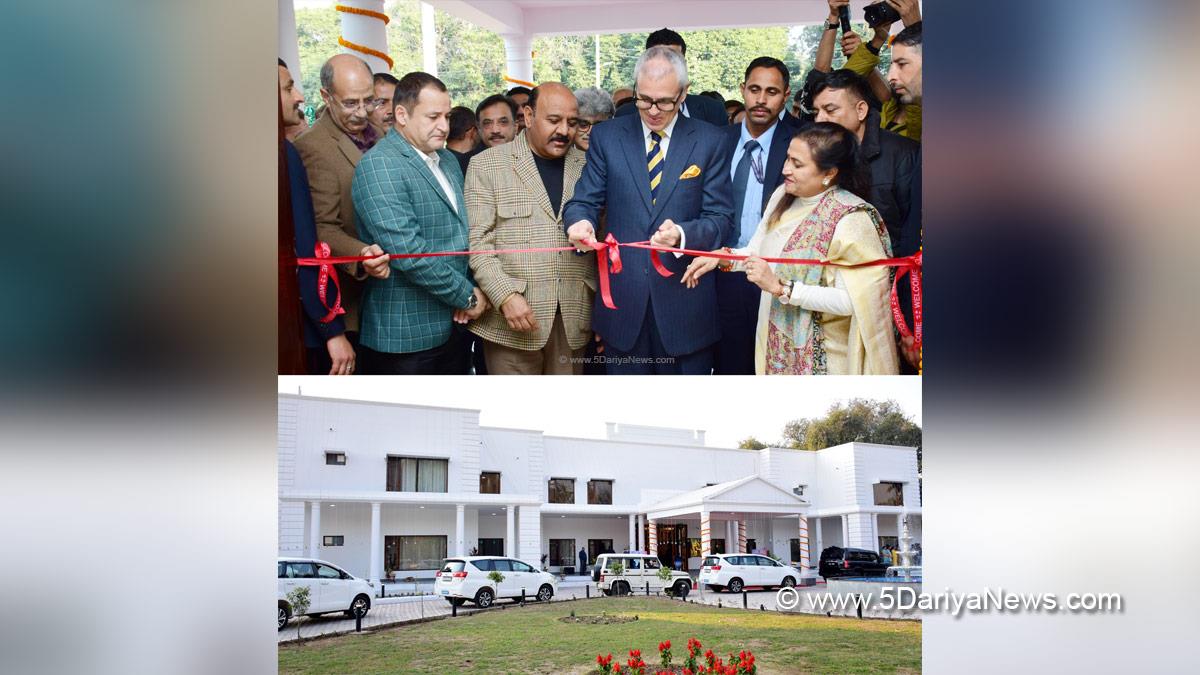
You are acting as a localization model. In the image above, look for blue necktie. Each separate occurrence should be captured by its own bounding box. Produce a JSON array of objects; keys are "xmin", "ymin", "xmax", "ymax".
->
[
  {"xmin": 731, "ymin": 139, "xmax": 761, "ymax": 238},
  {"xmin": 647, "ymin": 131, "xmax": 664, "ymax": 204}
]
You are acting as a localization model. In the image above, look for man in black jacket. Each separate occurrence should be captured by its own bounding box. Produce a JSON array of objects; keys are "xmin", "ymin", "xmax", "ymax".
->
[
  {"xmin": 614, "ymin": 28, "xmax": 728, "ymax": 126},
  {"xmin": 811, "ymin": 69, "xmax": 918, "ymax": 260}
]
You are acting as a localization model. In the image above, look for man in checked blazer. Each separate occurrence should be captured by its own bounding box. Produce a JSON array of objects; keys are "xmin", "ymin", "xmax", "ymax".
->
[
  {"xmin": 465, "ymin": 83, "xmax": 596, "ymax": 375},
  {"xmin": 352, "ymin": 72, "xmax": 489, "ymax": 374},
  {"xmin": 565, "ymin": 47, "xmax": 734, "ymax": 374}
]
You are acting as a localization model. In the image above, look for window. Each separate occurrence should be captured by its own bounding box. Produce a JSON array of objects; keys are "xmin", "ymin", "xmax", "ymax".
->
[
  {"xmin": 322, "ymin": 535, "xmax": 344, "ymax": 547},
  {"xmin": 479, "ymin": 471, "xmax": 501, "ymax": 494},
  {"xmin": 384, "ymin": 535, "xmax": 447, "ymax": 571},
  {"xmin": 548, "ymin": 478, "xmax": 575, "ymax": 504},
  {"xmin": 587, "ymin": 479, "xmax": 613, "ymax": 505},
  {"xmin": 588, "ymin": 539, "xmax": 614, "ymax": 562},
  {"xmin": 873, "ymin": 481, "xmax": 904, "ymax": 506},
  {"xmin": 549, "ymin": 538, "xmax": 575, "ymax": 567},
  {"xmin": 746, "ymin": 538, "xmax": 757, "ymax": 552},
  {"xmin": 712, "ymin": 539, "xmax": 726, "ymax": 554},
  {"xmin": 490, "ymin": 559, "xmax": 513, "ymax": 572},
  {"xmin": 510, "ymin": 560, "xmax": 535, "ymax": 573},
  {"xmin": 849, "ymin": 551, "xmax": 877, "ymax": 563},
  {"xmin": 477, "ymin": 538, "xmax": 503, "ymax": 556},
  {"xmin": 317, "ymin": 564, "xmax": 343, "ymax": 579},
  {"xmin": 472, "ymin": 559, "xmax": 495, "ymax": 572},
  {"xmin": 644, "ymin": 557, "xmax": 661, "ymax": 570},
  {"xmin": 285, "ymin": 562, "xmax": 316, "ymax": 578},
  {"xmin": 625, "ymin": 557, "xmax": 642, "ymax": 570},
  {"xmin": 386, "ymin": 457, "xmax": 448, "ymax": 493},
  {"xmin": 277, "ymin": 562, "xmax": 287, "ymax": 579},
  {"xmin": 789, "ymin": 538, "xmax": 802, "ymax": 563},
  {"xmin": 325, "ymin": 452, "xmax": 346, "ymax": 465}
]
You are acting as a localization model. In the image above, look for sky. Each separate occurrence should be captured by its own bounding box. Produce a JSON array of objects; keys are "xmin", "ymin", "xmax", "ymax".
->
[{"xmin": 278, "ymin": 376, "xmax": 920, "ymax": 448}]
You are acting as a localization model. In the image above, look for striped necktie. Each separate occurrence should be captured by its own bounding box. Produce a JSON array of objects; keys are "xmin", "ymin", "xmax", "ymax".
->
[{"xmin": 647, "ymin": 130, "xmax": 664, "ymax": 204}]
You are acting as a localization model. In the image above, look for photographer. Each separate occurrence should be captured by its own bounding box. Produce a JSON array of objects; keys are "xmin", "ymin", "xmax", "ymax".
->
[{"xmin": 818, "ymin": 0, "xmax": 922, "ymax": 142}]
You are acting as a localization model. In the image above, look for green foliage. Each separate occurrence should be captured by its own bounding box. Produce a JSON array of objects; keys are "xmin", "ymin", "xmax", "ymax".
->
[
  {"xmin": 609, "ymin": 561, "xmax": 625, "ymax": 577},
  {"xmin": 291, "ymin": 2, "xmax": 903, "ymax": 115},
  {"xmin": 656, "ymin": 565, "xmax": 673, "ymax": 582},
  {"xmin": 285, "ymin": 585, "xmax": 310, "ymax": 639},
  {"xmin": 781, "ymin": 398, "xmax": 921, "ymax": 469},
  {"xmin": 487, "ymin": 569, "xmax": 505, "ymax": 586},
  {"xmin": 738, "ymin": 437, "xmax": 768, "ymax": 450}
]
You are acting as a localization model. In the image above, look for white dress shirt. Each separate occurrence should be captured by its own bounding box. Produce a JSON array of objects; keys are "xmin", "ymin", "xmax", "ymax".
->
[{"xmin": 410, "ymin": 144, "xmax": 459, "ymax": 214}]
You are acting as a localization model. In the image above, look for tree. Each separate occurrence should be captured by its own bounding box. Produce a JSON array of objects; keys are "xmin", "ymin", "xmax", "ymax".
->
[
  {"xmin": 780, "ymin": 398, "xmax": 921, "ymax": 469},
  {"xmin": 738, "ymin": 437, "xmax": 768, "ymax": 450},
  {"xmin": 285, "ymin": 585, "xmax": 310, "ymax": 641}
]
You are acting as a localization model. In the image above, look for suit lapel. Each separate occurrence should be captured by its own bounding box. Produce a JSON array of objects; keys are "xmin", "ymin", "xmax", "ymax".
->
[
  {"xmin": 619, "ymin": 119, "xmax": 654, "ymax": 215},
  {"xmin": 512, "ymin": 136, "xmax": 556, "ymax": 220},
  {"xmin": 319, "ymin": 114, "xmax": 363, "ymax": 166},
  {"xmin": 563, "ymin": 147, "xmax": 585, "ymax": 205},
  {"xmin": 648, "ymin": 116, "xmax": 697, "ymax": 227},
  {"xmin": 395, "ymin": 137, "xmax": 461, "ymax": 218},
  {"xmin": 762, "ymin": 120, "xmax": 795, "ymax": 212}
]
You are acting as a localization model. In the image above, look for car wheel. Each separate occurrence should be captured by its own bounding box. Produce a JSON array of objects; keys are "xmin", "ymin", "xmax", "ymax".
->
[
  {"xmin": 536, "ymin": 584, "xmax": 553, "ymax": 602},
  {"xmin": 278, "ymin": 605, "xmax": 290, "ymax": 631},
  {"xmin": 782, "ymin": 576, "xmax": 796, "ymax": 588},
  {"xmin": 447, "ymin": 598, "xmax": 465, "ymax": 607},
  {"xmin": 615, "ymin": 581, "xmax": 629, "ymax": 596},
  {"xmin": 672, "ymin": 580, "xmax": 691, "ymax": 597},
  {"xmin": 475, "ymin": 587, "xmax": 495, "ymax": 608},
  {"xmin": 345, "ymin": 594, "xmax": 370, "ymax": 618},
  {"xmin": 727, "ymin": 578, "xmax": 744, "ymax": 593}
]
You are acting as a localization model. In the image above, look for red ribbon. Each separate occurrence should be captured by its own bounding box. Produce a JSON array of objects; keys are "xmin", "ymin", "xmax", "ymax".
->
[
  {"xmin": 312, "ymin": 242, "xmax": 345, "ymax": 324},
  {"xmin": 296, "ymin": 237, "xmax": 923, "ymax": 345}
]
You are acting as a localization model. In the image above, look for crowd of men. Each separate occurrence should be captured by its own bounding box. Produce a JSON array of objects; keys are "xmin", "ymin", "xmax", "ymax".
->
[{"xmin": 281, "ymin": 0, "xmax": 923, "ymax": 375}]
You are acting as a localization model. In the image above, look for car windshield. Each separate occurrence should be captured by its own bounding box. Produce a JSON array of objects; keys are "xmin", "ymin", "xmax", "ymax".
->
[
  {"xmin": 702, "ymin": 557, "xmax": 720, "ymax": 567},
  {"xmin": 441, "ymin": 560, "xmax": 466, "ymax": 573}
]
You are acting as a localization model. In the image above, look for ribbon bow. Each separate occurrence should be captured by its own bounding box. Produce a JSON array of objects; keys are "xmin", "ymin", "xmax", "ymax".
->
[
  {"xmin": 312, "ymin": 242, "xmax": 345, "ymax": 323},
  {"xmin": 587, "ymin": 233, "xmax": 623, "ymax": 310}
]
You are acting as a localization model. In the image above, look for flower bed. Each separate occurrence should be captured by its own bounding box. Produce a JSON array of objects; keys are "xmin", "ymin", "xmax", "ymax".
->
[{"xmin": 595, "ymin": 638, "xmax": 756, "ymax": 675}]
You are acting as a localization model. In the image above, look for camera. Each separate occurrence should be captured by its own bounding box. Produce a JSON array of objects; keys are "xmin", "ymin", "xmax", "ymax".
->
[{"xmin": 863, "ymin": 1, "xmax": 902, "ymax": 27}]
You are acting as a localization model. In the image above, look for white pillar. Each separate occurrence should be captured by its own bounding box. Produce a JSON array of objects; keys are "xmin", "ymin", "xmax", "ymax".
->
[
  {"xmin": 635, "ymin": 514, "xmax": 643, "ymax": 552},
  {"xmin": 308, "ymin": 501, "xmax": 321, "ymax": 558},
  {"xmin": 737, "ymin": 521, "xmax": 747, "ymax": 553},
  {"xmin": 841, "ymin": 514, "xmax": 849, "ymax": 548},
  {"xmin": 420, "ymin": 1, "xmax": 437, "ymax": 76},
  {"xmin": 506, "ymin": 506, "xmax": 515, "ymax": 557},
  {"xmin": 502, "ymin": 33, "xmax": 534, "ymax": 88},
  {"xmin": 700, "ymin": 509, "xmax": 712, "ymax": 557},
  {"xmin": 455, "ymin": 504, "xmax": 466, "ymax": 556},
  {"xmin": 628, "ymin": 514, "xmax": 636, "ymax": 552},
  {"xmin": 369, "ymin": 502, "xmax": 381, "ymax": 583},
  {"xmin": 647, "ymin": 518, "xmax": 658, "ymax": 556},
  {"xmin": 338, "ymin": 0, "xmax": 391, "ymax": 74},
  {"xmin": 518, "ymin": 506, "xmax": 542, "ymax": 565},
  {"xmin": 798, "ymin": 515, "xmax": 810, "ymax": 570},
  {"xmin": 278, "ymin": 0, "xmax": 302, "ymax": 94},
  {"xmin": 872, "ymin": 513, "xmax": 880, "ymax": 551},
  {"xmin": 814, "ymin": 518, "xmax": 824, "ymax": 566}
]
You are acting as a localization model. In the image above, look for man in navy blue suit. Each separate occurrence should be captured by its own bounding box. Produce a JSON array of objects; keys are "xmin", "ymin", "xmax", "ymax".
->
[
  {"xmin": 613, "ymin": 29, "xmax": 728, "ymax": 127},
  {"xmin": 564, "ymin": 46, "xmax": 734, "ymax": 374},
  {"xmin": 715, "ymin": 57, "xmax": 803, "ymax": 374}
]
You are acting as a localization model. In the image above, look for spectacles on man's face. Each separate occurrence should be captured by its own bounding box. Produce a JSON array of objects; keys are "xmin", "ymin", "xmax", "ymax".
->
[
  {"xmin": 576, "ymin": 118, "xmax": 607, "ymax": 131},
  {"xmin": 325, "ymin": 91, "xmax": 382, "ymax": 113},
  {"xmin": 633, "ymin": 91, "xmax": 683, "ymax": 112}
]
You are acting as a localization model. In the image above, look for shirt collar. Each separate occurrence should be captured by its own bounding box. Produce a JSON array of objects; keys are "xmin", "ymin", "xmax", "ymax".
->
[
  {"xmin": 640, "ymin": 110, "xmax": 681, "ymax": 142},
  {"xmin": 738, "ymin": 117, "xmax": 779, "ymax": 151}
]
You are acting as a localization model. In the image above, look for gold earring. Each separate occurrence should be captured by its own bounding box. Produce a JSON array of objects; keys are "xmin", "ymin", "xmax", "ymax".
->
[{"xmin": 822, "ymin": 177, "xmax": 831, "ymax": 187}]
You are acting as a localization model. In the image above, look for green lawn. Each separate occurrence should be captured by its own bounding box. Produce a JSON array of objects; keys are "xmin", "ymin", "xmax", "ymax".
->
[{"xmin": 278, "ymin": 597, "xmax": 920, "ymax": 674}]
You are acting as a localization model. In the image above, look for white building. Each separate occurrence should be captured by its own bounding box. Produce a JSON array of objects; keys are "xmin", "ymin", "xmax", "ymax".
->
[{"xmin": 278, "ymin": 394, "xmax": 922, "ymax": 581}]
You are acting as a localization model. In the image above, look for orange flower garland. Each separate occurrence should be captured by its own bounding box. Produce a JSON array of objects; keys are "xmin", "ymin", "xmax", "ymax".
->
[{"xmin": 335, "ymin": 4, "xmax": 393, "ymax": 70}]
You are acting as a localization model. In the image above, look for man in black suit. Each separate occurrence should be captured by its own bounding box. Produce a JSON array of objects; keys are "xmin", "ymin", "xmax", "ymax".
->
[
  {"xmin": 714, "ymin": 57, "xmax": 800, "ymax": 374},
  {"xmin": 614, "ymin": 28, "xmax": 728, "ymax": 127}
]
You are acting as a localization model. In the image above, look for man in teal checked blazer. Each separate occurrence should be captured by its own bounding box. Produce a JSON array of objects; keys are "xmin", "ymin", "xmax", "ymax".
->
[{"xmin": 352, "ymin": 72, "xmax": 489, "ymax": 374}]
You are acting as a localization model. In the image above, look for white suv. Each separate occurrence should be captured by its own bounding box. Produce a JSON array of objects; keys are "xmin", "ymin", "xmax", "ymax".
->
[
  {"xmin": 592, "ymin": 553, "xmax": 693, "ymax": 597},
  {"xmin": 698, "ymin": 554, "xmax": 801, "ymax": 593},
  {"xmin": 277, "ymin": 557, "xmax": 374, "ymax": 630},
  {"xmin": 436, "ymin": 556, "xmax": 557, "ymax": 608}
]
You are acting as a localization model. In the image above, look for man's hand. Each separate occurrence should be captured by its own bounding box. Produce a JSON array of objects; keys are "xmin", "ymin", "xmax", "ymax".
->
[
  {"xmin": 326, "ymin": 334, "xmax": 355, "ymax": 375},
  {"xmin": 650, "ymin": 219, "xmax": 682, "ymax": 248},
  {"xmin": 744, "ymin": 256, "xmax": 783, "ymax": 295},
  {"xmin": 567, "ymin": 220, "xmax": 597, "ymax": 252},
  {"xmin": 886, "ymin": 0, "xmax": 921, "ymax": 26},
  {"xmin": 681, "ymin": 253, "xmax": 722, "ymax": 289},
  {"xmin": 827, "ymin": 0, "xmax": 849, "ymax": 23},
  {"xmin": 841, "ymin": 31, "xmax": 862, "ymax": 58},
  {"xmin": 500, "ymin": 292, "xmax": 539, "ymax": 332},
  {"xmin": 453, "ymin": 287, "xmax": 489, "ymax": 324},
  {"xmin": 900, "ymin": 335, "xmax": 921, "ymax": 369},
  {"xmin": 360, "ymin": 244, "xmax": 390, "ymax": 279}
]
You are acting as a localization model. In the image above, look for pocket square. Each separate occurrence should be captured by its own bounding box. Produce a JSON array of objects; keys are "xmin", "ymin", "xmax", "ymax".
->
[{"xmin": 679, "ymin": 164, "xmax": 701, "ymax": 180}]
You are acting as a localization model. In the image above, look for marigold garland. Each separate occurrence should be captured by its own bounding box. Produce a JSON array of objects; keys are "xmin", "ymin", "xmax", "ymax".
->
[
  {"xmin": 335, "ymin": 4, "xmax": 390, "ymax": 24},
  {"xmin": 338, "ymin": 36, "xmax": 394, "ymax": 70}
]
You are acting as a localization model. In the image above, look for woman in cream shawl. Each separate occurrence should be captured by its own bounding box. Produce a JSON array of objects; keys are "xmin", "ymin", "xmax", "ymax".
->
[{"xmin": 683, "ymin": 122, "xmax": 898, "ymax": 375}]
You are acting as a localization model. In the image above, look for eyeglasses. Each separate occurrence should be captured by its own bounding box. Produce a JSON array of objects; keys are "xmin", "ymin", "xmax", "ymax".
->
[
  {"xmin": 576, "ymin": 118, "xmax": 607, "ymax": 131},
  {"xmin": 633, "ymin": 92, "xmax": 683, "ymax": 112},
  {"xmin": 328, "ymin": 95, "xmax": 383, "ymax": 113}
]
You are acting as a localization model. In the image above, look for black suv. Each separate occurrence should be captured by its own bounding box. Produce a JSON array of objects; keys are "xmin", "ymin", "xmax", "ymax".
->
[{"xmin": 818, "ymin": 546, "xmax": 889, "ymax": 580}]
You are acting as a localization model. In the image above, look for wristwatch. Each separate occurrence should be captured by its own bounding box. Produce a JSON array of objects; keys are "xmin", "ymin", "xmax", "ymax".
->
[
  {"xmin": 777, "ymin": 279, "xmax": 795, "ymax": 304},
  {"xmin": 825, "ymin": 20, "xmax": 840, "ymax": 31},
  {"xmin": 464, "ymin": 293, "xmax": 478, "ymax": 311}
]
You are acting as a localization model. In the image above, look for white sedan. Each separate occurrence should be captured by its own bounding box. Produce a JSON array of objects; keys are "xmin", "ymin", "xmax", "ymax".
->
[
  {"xmin": 436, "ymin": 556, "xmax": 557, "ymax": 608},
  {"xmin": 698, "ymin": 554, "xmax": 801, "ymax": 593},
  {"xmin": 278, "ymin": 558, "xmax": 374, "ymax": 630}
]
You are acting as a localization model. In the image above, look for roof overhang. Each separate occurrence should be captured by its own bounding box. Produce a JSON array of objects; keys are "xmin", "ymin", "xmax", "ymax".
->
[{"xmin": 644, "ymin": 475, "xmax": 809, "ymax": 520}]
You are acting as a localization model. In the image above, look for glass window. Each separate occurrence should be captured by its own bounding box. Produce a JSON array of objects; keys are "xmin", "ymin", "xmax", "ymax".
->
[
  {"xmin": 287, "ymin": 562, "xmax": 316, "ymax": 578},
  {"xmin": 472, "ymin": 559, "xmax": 494, "ymax": 572},
  {"xmin": 510, "ymin": 560, "xmax": 535, "ymax": 573},
  {"xmin": 322, "ymin": 535, "xmax": 344, "ymax": 547},
  {"xmin": 644, "ymin": 557, "xmax": 661, "ymax": 569},
  {"xmin": 441, "ymin": 560, "xmax": 465, "ymax": 573},
  {"xmin": 712, "ymin": 539, "xmax": 726, "ymax": 554},
  {"xmin": 587, "ymin": 479, "xmax": 613, "ymax": 505},
  {"xmin": 588, "ymin": 539, "xmax": 614, "ymax": 561},
  {"xmin": 480, "ymin": 472, "xmax": 501, "ymax": 494},
  {"xmin": 873, "ymin": 482, "xmax": 904, "ymax": 506},
  {"xmin": 387, "ymin": 457, "xmax": 448, "ymax": 493},
  {"xmin": 478, "ymin": 538, "xmax": 504, "ymax": 556},
  {"xmin": 702, "ymin": 556, "xmax": 720, "ymax": 567},
  {"xmin": 626, "ymin": 557, "xmax": 641, "ymax": 570},
  {"xmin": 278, "ymin": 562, "xmax": 287, "ymax": 578},
  {"xmin": 317, "ymin": 564, "xmax": 342, "ymax": 579},
  {"xmin": 491, "ymin": 559, "xmax": 512, "ymax": 572},
  {"xmin": 325, "ymin": 452, "xmax": 346, "ymax": 465},
  {"xmin": 790, "ymin": 539, "xmax": 802, "ymax": 562},
  {"xmin": 548, "ymin": 478, "xmax": 575, "ymax": 504},
  {"xmin": 384, "ymin": 535, "xmax": 448, "ymax": 570},
  {"xmin": 549, "ymin": 539, "xmax": 575, "ymax": 566}
]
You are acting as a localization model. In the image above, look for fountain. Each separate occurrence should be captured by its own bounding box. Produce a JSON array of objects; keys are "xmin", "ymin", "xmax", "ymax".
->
[{"xmin": 887, "ymin": 513, "xmax": 921, "ymax": 582}]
